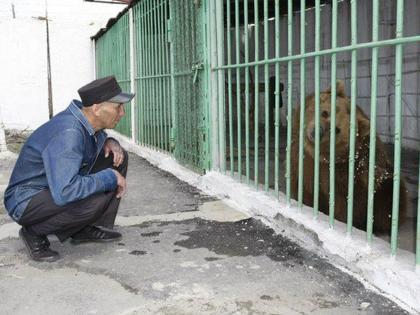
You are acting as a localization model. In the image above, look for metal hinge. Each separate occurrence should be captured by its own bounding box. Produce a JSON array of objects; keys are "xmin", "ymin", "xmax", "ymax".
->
[{"xmin": 192, "ymin": 62, "xmax": 204, "ymax": 84}]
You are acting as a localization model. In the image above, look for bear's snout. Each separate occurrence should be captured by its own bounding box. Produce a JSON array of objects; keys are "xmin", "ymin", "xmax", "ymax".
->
[{"xmin": 308, "ymin": 126, "xmax": 325, "ymax": 142}]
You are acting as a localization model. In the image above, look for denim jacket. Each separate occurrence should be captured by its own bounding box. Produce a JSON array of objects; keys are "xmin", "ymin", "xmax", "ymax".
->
[{"xmin": 4, "ymin": 100, "xmax": 117, "ymax": 222}]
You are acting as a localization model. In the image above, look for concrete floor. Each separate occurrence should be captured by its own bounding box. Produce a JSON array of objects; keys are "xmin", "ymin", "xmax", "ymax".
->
[{"xmin": 0, "ymin": 151, "xmax": 412, "ymax": 315}]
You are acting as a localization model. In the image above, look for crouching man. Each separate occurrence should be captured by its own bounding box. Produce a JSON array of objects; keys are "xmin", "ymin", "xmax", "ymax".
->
[{"xmin": 3, "ymin": 76, "xmax": 134, "ymax": 262}]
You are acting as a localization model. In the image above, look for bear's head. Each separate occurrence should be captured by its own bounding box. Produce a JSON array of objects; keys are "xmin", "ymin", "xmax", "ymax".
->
[{"xmin": 303, "ymin": 81, "xmax": 370, "ymax": 162}]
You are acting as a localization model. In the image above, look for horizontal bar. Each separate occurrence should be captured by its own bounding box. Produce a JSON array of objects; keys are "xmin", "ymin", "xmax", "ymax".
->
[{"xmin": 214, "ymin": 35, "xmax": 420, "ymax": 70}]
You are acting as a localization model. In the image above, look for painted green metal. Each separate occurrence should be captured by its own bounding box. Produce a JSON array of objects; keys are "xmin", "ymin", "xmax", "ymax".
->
[
  {"xmin": 244, "ymin": 0, "xmax": 250, "ymax": 184},
  {"xmin": 254, "ymin": 0, "xmax": 259, "ymax": 189},
  {"xmin": 217, "ymin": 0, "xmax": 226, "ymax": 174},
  {"xmin": 215, "ymin": 35, "xmax": 420, "ymax": 71},
  {"xmin": 274, "ymin": 0, "xmax": 280, "ymax": 198},
  {"xmin": 313, "ymin": 0, "xmax": 320, "ymax": 218},
  {"xmin": 298, "ymin": 0, "xmax": 306, "ymax": 210},
  {"xmin": 329, "ymin": 0, "xmax": 337, "ymax": 228},
  {"xmin": 264, "ymin": 0, "xmax": 269, "ymax": 192},
  {"xmin": 366, "ymin": 0, "xmax": 379, "ymax": 243},
  {"xmin": 286, "ymin": 0, "xmax": 293, "ymax": 204},
  {"xmin": 347, "ymin": 0, "xmax": 357, "ymax": 235},
  {"xmin": 227, "ymin": 0, "xmax": 234, "ymax": 177},
  {"xmin": 95, "ymin": 11, "xmax": 131, "ymax": 138},
  {"xmin": 391, "ymin": 0, "xmax": 405, "ymax": 256},
  {"xmin": 417, "ymin": 151, "xmax": 420, "ymax": 265},
  {"xmin": 235, "ymin": 0, "xmax": 242, "ymax": 181}
]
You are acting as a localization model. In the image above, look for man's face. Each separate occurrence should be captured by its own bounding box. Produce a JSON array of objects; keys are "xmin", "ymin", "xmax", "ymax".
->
[{"xmin": 97, "ymin": 101, "xmax": 125, "ymax": 129}]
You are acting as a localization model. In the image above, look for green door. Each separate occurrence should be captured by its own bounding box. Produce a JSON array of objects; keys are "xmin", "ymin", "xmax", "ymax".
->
[{"xmin": 169, "ymin": 0, "xmax": 208, "ymax": 173}]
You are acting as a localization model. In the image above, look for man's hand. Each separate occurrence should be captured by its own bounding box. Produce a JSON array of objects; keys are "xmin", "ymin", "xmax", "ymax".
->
[
  {"xmin": 104, "ymin": 138, "xmax": 124, "ymax": 167},
  {"xmin": 112, "ymin": 170, "xmax": 127, "ymax": 198}
]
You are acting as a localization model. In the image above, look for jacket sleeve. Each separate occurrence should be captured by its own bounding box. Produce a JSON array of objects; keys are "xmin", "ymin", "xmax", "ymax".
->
[{"xmin": 42, "ymin": 129, "xmax": 117, "ymax": 206}]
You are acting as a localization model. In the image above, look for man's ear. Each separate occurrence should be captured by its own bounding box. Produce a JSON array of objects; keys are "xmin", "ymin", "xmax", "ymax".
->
[
  {"xmin": 90, "ymin": 103, "xmax": 101, "ymax": 117},
  {"xmin": 325, "ymin": 80, "xmax": 346, "ymax": 98}
]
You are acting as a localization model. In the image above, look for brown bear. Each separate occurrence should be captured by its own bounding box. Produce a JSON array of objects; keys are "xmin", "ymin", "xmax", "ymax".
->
[{"xmin": 290, "ymin": 81, "xmax": 407, "ymax": 235}]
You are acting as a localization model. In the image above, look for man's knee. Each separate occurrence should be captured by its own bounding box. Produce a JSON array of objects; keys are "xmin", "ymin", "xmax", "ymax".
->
[
  {"xmin": 70, "ymin": 192, "xmax": 113, "ymax": 221},
  {"xmin": 117, "ymin": 149, "xmax": 128, "ymax": 176}
]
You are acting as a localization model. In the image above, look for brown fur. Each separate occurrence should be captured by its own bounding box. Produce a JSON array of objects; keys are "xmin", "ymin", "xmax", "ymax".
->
[{"xmin": 290, "ymin": 81, "xmax": 407, "ymax": 235}]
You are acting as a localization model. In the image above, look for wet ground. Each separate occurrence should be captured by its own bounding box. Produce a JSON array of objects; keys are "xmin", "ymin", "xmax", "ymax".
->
[
  {"xmin": 0, "ymin": 139, "xmax": 413, "ymax": 314},
  {"xmin": 226, "ymin": 126, "xmax": 419, "ymax": 252}
]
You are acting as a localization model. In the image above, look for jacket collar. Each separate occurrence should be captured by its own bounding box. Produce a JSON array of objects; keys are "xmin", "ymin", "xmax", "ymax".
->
[{"xmin": 69, "ymin": 100, "xmax": 96, "ymax": 136}]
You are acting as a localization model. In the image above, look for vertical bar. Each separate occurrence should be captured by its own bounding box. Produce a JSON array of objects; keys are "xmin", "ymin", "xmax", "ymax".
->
[
  {"xmin": 274, "ymin": 0, "xmax": 280, "ymax": 198},
  {"xmin": 286, "ymin": 0, "xmax": 293, "ymax": 203},
  {"xmin": 164, "ymin": 0, "xmax": 170, "ymax": 152},
  {"xmin": 159, "ymin": 1, "xmax": 167, "ymax": 151},
  {"xmin": 264, "ymin": 0, "xmax": 269, "ymax": 192},
  {"xmin": 366, "ymin": 0, "xmax": 379, "ymax": 243},
  {"xmin": 129, "ymin": 8, "xmax": 136, "ymax": 142},
  {"xmin": 169, "ymin": 1, "xmax": 177, "ymax": 156},
  {"xmin": 140, "ymin": 2, "xmax": 147, "ymax": 145},
  {"xmin": 244, "ymin": 0, "xmax": 250, "ymax": 183},
  {"xmin": 153, "ymin": 0, "xmax": 159, "ymax": 149},
  {"xmin": 235, "ymin": 0, "xmax": 242, "ymax": 181},
  {"xmin": 157, "ymin": 0, "xmax": 163, "ymax": 150},
  {"xmin": 217, "ymin": 0, "xmax": 226, "ymax": 173},
  {"xmin": 92, "ymin": 38, "xmax": 96, "ymax": 79},
  {"xmin": 313, "ymin": 0, "xmax": 321, "ymax": 218},
  {"xmin": 209, "ymin": 0, "xmax": 220, "ymax": 169},
  {"xmin": 254, "ymin": 0, "xmax": 260, "ymax": 189},
  {"xmin": 346, "ymin": 0, "xmax": 357, "ymax": 235},
  {"xmin": 390, "ymin": 0, "xmax": 404, "ymax": 256},
  {"xmin": 297, "ymin": 0, "xmax": 306, "ymax": 209},
  {"xmin": 146, "ymin": 0, "xmax": 152, "ymax": 147},
  {"xmin": 227, "ymin": 0, "xmax": 234, "ymax": 176},
  {"xmin": 329, "ymin": 0, "xmax": 337, "ymax": 227},
  {"xmin": 417, "ymin": 152, "xmax": 420, "ymax": 265}
]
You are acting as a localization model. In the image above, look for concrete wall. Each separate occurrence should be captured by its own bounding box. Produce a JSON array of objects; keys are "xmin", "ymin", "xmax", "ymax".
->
[{"xmin": 0, "ymin": 0, "xmax": 125, "ymax": 130}]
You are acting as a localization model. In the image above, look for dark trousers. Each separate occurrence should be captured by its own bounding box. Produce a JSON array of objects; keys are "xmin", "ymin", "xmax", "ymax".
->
[{"xmin": 18, "ymin": 149, "xmax": 128, "ymax": 242}]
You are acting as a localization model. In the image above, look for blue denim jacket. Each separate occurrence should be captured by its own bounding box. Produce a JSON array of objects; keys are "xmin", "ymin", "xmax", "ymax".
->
[{"xmin": 4, "ymin": 100, "xmax": 117, "ymax": 222}]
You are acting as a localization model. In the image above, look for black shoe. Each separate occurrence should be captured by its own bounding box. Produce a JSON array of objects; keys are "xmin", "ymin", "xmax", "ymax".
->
[
  {"xmin": 70, "ymin": 226, "xmax": 122, "ymax": 244},
  {"xmin": 19, "ymin": 227, "xmax": 60, "ymax": 262}
]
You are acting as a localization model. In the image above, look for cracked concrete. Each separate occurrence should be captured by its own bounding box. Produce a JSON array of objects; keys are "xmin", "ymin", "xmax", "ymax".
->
[{"xmin": 0, "ymin": 152, "xmax": 413, "ymax": 314}]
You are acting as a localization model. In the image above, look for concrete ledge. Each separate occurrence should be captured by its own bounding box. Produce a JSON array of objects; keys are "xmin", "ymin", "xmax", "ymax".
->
[{"xmin": 108, "ymin": 130, "xmax": 420, "ymax": 314}]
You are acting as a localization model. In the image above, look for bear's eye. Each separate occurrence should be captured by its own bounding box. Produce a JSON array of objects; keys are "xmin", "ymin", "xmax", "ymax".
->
[
  {"xmin": 322, "ymin": 111, "xmax": 329, "ymax": 118},
  {"xmin": 335, "ymin": 127, "xmax": 341, "ymax": 134}
]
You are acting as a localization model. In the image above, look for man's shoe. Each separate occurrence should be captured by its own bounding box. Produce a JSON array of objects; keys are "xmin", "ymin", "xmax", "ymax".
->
[
  {"xmin": 19, "ymin": 228, "xmax": 60, "ymax": 262},
  {"xmin": 70, "ymin": 226, "xmax": 122, "ymax": 244}
]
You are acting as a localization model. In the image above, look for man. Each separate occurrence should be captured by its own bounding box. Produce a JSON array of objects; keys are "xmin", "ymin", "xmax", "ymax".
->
[{"xmin": 4, "ymin": 75, "xmax": 134, "ymax": 262}]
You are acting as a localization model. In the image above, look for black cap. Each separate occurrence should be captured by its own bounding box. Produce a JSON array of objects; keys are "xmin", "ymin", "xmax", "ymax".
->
[{"xmin": 77, "ymin": 75, "xmax": 135, "ymax": 107}]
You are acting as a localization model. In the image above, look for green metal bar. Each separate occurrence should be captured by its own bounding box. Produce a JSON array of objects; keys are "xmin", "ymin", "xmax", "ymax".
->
[
  {"xmin": 244, "ymin": 0, "xmax": 250, "ymax": 183},
  {"xmin": 329, "ymin": 0, "xmax": 337, "ymax": 228},
  {"xmin": 417, "ymin": 151, "xmax": 420, "ymax": 265},
  {"xmin": 297, "ymin": 0, "xmax": 306, "ymax": 210},
  {"xmin": 235, "ymin": 0, "xmax": 241, "ymax": 181},
  {"xmin": 254, "ymin": 0, "xmax": 259, "ymax": 189},
  {"xmin": 164, "ymin": 0, "xmax": 170, "ymax": 152},
  {"xmin": 227, "ymin": 0, "xmax": 234, "ymax": 177},
  {"xmin": 390, "ymin": 0, "xmax": 404, "ymax": 257},
  {"xmin": 264, "ymin": 0, "xmax": 269, "ymax": 192},
  {"xmin": 366, "ymin": 0, "xmax": 379, "ymax": 243},
  {"xmin": 160, "ymin": 0, "xmax": 167, "ymax": 152},
  {"xmin": 214, "ymin": 35, "xmax": 420, "ymax": 70},
  {"xmin": 286, "ymin": 0, "xmax": 293, "ymax": 204},
  {"xmin": 145, "ymin": 0, "xmax": 152, "ymax": 147},
  {"xmin": 157, "ymin": 0, "xmax": 164, "ymax": 151},
  {"xmin": 152, "ymin": 0, "xmax": 158, "ymax": 149},
  {"xmin": 274, "ymin": 0, "xmax": 280, "ymax": 198},
  {"xmin": 141, "ymin": 1, "xmax": 147, "ymax": 146},
  {"xmin": 347, "ymin": 0, "xmax": 358, "ymax": 235},
  {"xmin": 313, "ymin": 0, "xmax": 320, "ymax": 218},
  {"xmin": 217, "ymin": 0, "xmax": 226, "ymax": 173}
]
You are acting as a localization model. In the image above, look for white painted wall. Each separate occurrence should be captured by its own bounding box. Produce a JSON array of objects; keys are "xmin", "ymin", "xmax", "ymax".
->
[{"xmin": 0, "ymin": 0, "xmax": 125, "ymax": 130}]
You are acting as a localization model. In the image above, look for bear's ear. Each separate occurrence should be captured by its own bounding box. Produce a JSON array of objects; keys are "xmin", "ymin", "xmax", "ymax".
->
[
  {"xmin": 356, "ymin": 107, "xmax": 371, "ymax": 138},
  {"xmin": 325, "ymin": 80, "xmax": 346, "ymax": 97}
]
